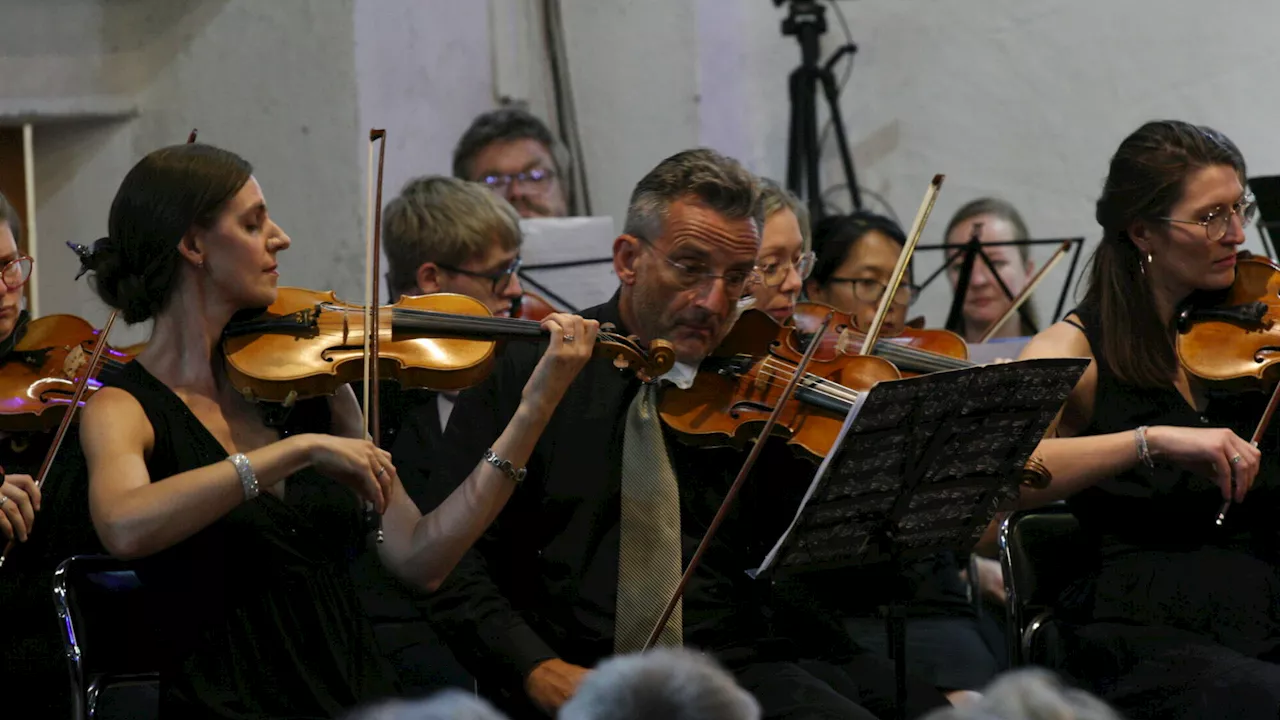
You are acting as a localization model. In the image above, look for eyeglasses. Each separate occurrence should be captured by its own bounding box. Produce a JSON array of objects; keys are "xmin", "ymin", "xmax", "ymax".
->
[
  {"xmin": 437, "ymin": 256, "xmax": 523, "ymax": 295},
  {"xmin": 756, "ymin": 251, "xmax": 815, "ymax": 288},
  {"xmin": 479, "ymin": 168, "xmax": 557, "ymax": 194},
  {"xmin": 638, "ymin": 237, "xmax": 762, "ymax": 297},
  {"xmin": 0, "ymin": 255, "xmax": 33, "ymax": 291},
  {"xmin": 1157, "ymin": 192, "xmax": 1257, "ymax": 242},
  {"xmin": 827, "ymin": 277, "xmax": 919, "ymax": 308}
]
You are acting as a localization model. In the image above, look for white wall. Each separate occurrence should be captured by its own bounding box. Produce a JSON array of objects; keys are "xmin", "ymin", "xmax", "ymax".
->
[
  {"xmin": 561, "ymin": 0, "xmax": 1280, "ymax": 329},
  {"xmin": 7, "ymin": 0, "xmax": 1280, "ymax": 340}
]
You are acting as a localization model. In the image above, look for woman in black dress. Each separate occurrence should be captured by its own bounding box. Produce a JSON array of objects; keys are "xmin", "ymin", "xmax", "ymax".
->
[
  {"xmin": 76, "ymin": 142, "xmax": 600, "ymax": 718},
  {"xmin": 1017, "ymin": 119, "xmax": 1280, "ymax": 719}
]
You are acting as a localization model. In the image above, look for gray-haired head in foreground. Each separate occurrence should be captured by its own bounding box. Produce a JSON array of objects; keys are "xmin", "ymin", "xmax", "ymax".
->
[
  {"xmin": 921, "ymin": 669, "xmax": 1123, "ymax": 720},
  {"xmin": 622, "ymin": 148, "xmax": 763, "ymax": 244},
  {"xmin": 558, "ymin": 647, "xmax": 761, "ymax": 720},
  {"xmin": 342, "ymin": 689, "xmax": 508, "ymax": 720}
]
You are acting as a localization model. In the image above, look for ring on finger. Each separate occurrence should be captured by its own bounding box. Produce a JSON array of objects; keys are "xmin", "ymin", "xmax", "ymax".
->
[
  {"xmin": 562, "ymin": 334, "xmax": 575, "ymax": 342},
  {"xmin": 1231, "ymin": 454, "xmax": 1243, "ymax": 465},
  {"xmin": 376, "ymin": 466, "xmax": 387, "ymax": 477},
  {"xmin": 0, "ymin": 495, "xmax": 8, "ymax": 507}
]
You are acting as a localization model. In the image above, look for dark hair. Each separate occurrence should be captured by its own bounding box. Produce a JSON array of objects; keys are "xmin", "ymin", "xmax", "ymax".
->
[
  {"xmin": 0, "ymin": 190, "xmax": 21, "ymax": 249},
  {"xmin": 1085, "ymin": 120, "xmax": 1246, "ymax": 387},
  {"xmin": 944, "ymin": 197, "xmax": 1037, "ymax": 335},
  {"xmin": 83, "ymin": 143, "xmax": 253, "ymax": 323},
  {"xmin": 452, "ymin": 106, "xmax": 572, "ymax": 205},
  {"xmin": 808, "ymin": 210, "xmax": 906, "ymax": 288},
  {"xmin": 622, "ymin": 148, "xmax": 763, "ymax": 241}
]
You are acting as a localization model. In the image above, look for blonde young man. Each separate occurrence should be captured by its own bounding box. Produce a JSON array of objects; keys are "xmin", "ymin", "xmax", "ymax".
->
[{"xmin": 354, "ymin": 176, "xmax": 528, "ymax": 697}]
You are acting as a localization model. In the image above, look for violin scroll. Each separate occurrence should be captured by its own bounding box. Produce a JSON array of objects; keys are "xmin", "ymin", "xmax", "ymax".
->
[{"xmin": 595, "ymin": 323, "xmax": 676, "ymax": 382}]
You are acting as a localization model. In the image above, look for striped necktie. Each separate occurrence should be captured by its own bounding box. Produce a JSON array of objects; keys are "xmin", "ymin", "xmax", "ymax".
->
[{"xmin": 614, "ymin": 381, "xmax": 683, "ymax": 653}]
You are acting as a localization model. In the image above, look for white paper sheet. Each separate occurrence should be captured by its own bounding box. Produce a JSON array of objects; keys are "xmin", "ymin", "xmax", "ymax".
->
[{"xmin": 517, "ymin": 216, "xmax": 618, "ymax": 312}]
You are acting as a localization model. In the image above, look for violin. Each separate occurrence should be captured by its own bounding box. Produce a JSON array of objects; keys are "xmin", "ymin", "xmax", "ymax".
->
[
  {"xmin": 0, "ymin": 314, "xmax": 137, "ymax": 432},
  {"xmin": 659, "ymin": 307, "xmax": 901, "ymax": 461},
  {"xmin": 1176, "ymin": 253, "xmax": 1280, "ymax": 390},
  {"xmin": 790, "ymin": 302, "xmax": 971, "ymax": 376},
  {"xmin": 220, "ymin": 286, "xmax": 676, "ymax": 406}
]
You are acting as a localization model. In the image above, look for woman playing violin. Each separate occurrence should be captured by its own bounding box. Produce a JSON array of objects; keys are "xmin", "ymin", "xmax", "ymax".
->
[
  {"xmin": 0, "ymin": 188, "xmax": 41, "ymax": 542},
  {"xmin": 76, "ymin": 142, "xmax": 599, "ymax": 718},
  {"xmin": 803, "ymin": 210, "xmax": 916, "ymax": 336},
  {"xmin": 742, "ymin": 178, "xmax": 814, "ymax": 324},
  {"xmin": 1017, "ymin": 120, "xmax": 1278, "ymax": 719},
  {"xmin": 804, "ymin": 210, "xmax": 1004, "ymax": 701}
]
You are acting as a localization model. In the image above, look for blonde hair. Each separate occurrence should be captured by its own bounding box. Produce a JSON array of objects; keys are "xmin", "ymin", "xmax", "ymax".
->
[
  {"xmin": 758, "ymin": 177, "xmax": 811, "ymax": 250},
  {"xmin": 382, "ymin": 176, "xmax": 522, "ymax": 298}
]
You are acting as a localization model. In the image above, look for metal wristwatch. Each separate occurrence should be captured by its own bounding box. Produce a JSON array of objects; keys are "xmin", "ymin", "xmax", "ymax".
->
[{"xmin": 482, "ymin": 448, "xmax": 526, "ymax": 484}]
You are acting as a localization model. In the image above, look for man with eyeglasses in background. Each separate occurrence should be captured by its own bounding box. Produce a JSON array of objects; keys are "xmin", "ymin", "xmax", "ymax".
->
[
  {"xmin": 453, "ymin": 106, "xmax": 571, "ymax": 219},
  {"xmin": 347, "ymin": 175, "xmax": 528, "ymax": 700},
  {"xmin": 416, "ymin": 149, "xmax": 951, "ymax": 720}
]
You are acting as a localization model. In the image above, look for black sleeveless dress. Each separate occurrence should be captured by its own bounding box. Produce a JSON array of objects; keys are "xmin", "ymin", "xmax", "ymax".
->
[
  {"xmin": 106, "ymin": 361, "xmax": 396, "ymax": 718},
  {"xmin": 1060, "ymin": 303, "xmax": 1280, "ymax": 719}
]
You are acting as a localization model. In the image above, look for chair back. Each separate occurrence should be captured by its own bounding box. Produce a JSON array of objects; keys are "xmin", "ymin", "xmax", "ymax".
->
[
  {"xmin": 998, "ymin": 505, "xmax": 1087, "ymax": 666},
  {"xmin": 54, "ymin": 555, "xmax": 161, "ymax": 719}
]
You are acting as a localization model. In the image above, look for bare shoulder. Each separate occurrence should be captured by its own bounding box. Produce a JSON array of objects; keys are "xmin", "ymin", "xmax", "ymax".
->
[
  {"xmin": 81, "ymin": 387, "xmax": 154, "ymax": 452},
  {"xmin": 1017, "ymin": 315, "xmax": 1096, "ymax": 437}
]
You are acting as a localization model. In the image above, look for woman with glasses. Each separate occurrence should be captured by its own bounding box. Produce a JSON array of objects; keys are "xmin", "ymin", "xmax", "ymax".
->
[
  {"xmin": 0, "ymin": 189, "xmax": 113, "ymax": 718},
  {"xmin": 744, "ymin": 179, "xmax": 815, "ymax": 324},
  {"xmin": 803, "ymin": 210, "xmax": 1004, "ymax": 704},
  {"xmin": 1015, "ymin": 120, "xmax": 1279, "ymax": 719},
  {"xmin": 803, "ymin": 210, "xmax": 918, "ymax": 335}
]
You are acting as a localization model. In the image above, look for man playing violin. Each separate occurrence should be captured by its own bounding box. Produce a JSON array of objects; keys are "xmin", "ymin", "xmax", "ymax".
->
[
  {"xmin": 742, "ymin": 178, "xmax": 814, "ymax": 325},
  {"xmin": 352, "ymin": 174, "xmax": 529, "ymax": 697},
  {"xmin": 1015, "ymin": 120, "xmax": 1279, "ymax": 719},
  {"xmin": 418, "ymin": 148, "xmax": 951, "ymax": 719}
]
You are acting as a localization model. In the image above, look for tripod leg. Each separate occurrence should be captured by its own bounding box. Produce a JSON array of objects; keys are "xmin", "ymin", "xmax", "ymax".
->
[
  {"xmin": 786, "ymin": 68, "xmax": 804, "ymax": 196},
  {"xmin": 819, "ymin": 68, "xmax": 862, "ymax": 211},
  {"xmin": 800, "ymin": 66, "xmax": 823, "ymax": 221}
]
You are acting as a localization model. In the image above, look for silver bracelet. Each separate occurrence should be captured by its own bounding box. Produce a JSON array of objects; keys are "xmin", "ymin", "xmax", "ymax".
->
[
  {"xmin": 227, "ymin": 453, "xmax": 259, "ymax": 500},
  {"xmin": 482, "ymin": 448, "xmax": 526, "ymax": 484},
  {"xmin": 1134, "ymin": 426, "xmax": 1154, "ymax": 468}
]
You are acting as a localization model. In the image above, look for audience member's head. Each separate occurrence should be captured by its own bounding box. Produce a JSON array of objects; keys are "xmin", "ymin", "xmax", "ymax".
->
[
  {"xmin": 558, "ymin": 648, "xmax": 761, "ymax": 720},
  {"xmin": 342, "ymin": 689, "xmax": 508, "ymax": 720},
  {"xmin": 921, "ymin": 669, "xmax": 1123, "ymax": 720},
  {"xmin": 453, "ymin": 106, "xmax": 570, "ymax": 218},
  {"xmin": 382, "ymin": 175, "xmax": 525, "ymax": 316}
]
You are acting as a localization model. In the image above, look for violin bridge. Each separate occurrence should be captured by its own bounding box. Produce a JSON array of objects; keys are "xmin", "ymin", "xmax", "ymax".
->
[{"xmin": 835, "ymin": 328, "xmax": 853, "ymax": 355}]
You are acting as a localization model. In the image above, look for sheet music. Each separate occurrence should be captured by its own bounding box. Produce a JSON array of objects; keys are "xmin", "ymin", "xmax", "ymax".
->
[
  {"xmin": 518, "ymin": 216, "xmax": 618, "ymax": 312},
  {"xmin": 747, "ymin": 386, "xmax": 871, "ymax": 579},
  {"xmin": 748, "ymin": 358, "xmax": 1088, "ymax": 578}
]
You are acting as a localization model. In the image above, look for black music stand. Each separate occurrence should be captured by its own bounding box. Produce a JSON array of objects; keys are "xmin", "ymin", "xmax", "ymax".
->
[
  {"xmin": 913, "ymin": 229, "xmax": 1086, "ymax": 336},
  {"xmin": 749, "ymin": 357, "xmax": 1088, "ymax": 720}
]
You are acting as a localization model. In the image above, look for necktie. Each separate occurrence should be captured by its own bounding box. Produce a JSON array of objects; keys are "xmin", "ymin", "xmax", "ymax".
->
[{"xmin": 614, "ymin": 382, "xmax": 683, "ymax": 653}]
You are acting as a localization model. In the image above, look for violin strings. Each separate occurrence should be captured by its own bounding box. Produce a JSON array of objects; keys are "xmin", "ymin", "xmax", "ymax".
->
[{"xmin": 756, "ymin": 357, "xmax": 862, "ymax": 404}]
